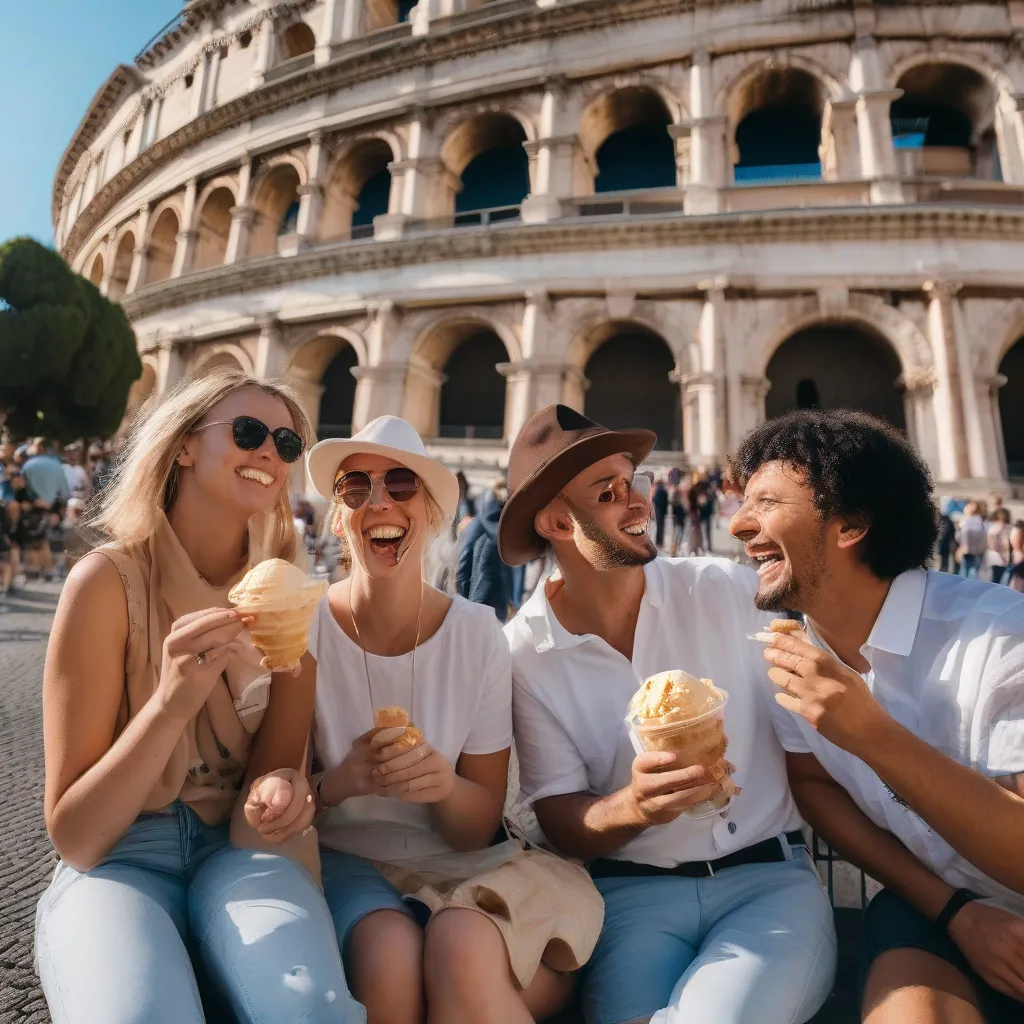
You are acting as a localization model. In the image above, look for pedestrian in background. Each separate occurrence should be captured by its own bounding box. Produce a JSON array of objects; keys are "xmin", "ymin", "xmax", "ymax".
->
[
  {"xmin": 651, "ymin": 477, "xmax": 669, "ymax": 550},
  {"xmin": 457, "ymin": 478, "xmax": 513, "ymax": 622},
  {"xmin": 988, "ymin": 507, "xmax": 1013, "ymax": 584},
  {"xmin": 957, "ymin": 501, "xmax": 988, "ymax": 580},
  {"xmin": 937, "ymin": 499, "xmax": 958, "ymax": 574}
]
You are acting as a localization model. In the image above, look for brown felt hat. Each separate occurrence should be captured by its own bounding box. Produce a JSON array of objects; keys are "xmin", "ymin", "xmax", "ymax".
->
[{"xmin": 497, "ymin": 405, "xmax": 657, "ymax": 566}]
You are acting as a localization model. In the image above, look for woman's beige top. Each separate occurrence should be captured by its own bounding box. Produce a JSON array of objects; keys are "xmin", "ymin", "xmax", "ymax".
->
[{"xmin": 97, "ymin": 513, "xmax": 270, "ymax": 825}]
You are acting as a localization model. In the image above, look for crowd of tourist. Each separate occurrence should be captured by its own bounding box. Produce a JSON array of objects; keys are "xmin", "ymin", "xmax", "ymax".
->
[{"xmin": 0, "ymin": 437, "xmax": 116, "ymax": 594}]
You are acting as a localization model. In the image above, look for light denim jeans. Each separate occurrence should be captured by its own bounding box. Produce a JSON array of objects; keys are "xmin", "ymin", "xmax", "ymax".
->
[
  {"xmin": 582, "ymin": 844, "xmax": 837, "ymax": 1024},
  {"xmin": 34, "ymin": 803, "xmax": 366, "ymax": 1024}
]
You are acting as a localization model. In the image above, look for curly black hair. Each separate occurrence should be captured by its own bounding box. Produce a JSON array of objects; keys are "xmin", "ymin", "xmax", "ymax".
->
[{"xmin": 733, "ymin": 409, "xmax": 938, "ymax": 580}]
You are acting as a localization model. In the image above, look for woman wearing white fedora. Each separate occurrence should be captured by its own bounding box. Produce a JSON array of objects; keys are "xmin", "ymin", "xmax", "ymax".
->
[{"xmin": 241, "ymin": 416, "xmax": 601, "ymax": 1024}]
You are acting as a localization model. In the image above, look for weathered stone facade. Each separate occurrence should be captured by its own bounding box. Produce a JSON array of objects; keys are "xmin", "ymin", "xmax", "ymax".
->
[{"xmin": 54, "ymin": 0, "xmax": 1024, "ymax": 492}]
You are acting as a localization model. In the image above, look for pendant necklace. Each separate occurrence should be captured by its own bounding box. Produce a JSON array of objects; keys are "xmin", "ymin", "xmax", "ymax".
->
[{"xmin": 351, "ymin": 583, "xmax": 424, "ymax": 723}]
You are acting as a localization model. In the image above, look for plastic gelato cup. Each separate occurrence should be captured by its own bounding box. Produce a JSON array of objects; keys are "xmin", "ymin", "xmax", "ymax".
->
[{"xmin": 626, "ymin": 678, "xmax": 732, "ymax": 820}]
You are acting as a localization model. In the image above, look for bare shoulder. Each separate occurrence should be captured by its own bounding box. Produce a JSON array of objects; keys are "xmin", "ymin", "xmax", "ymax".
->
[{"xmin": 51, "ymin": 550, "xmax": 129, "ymax": 646}]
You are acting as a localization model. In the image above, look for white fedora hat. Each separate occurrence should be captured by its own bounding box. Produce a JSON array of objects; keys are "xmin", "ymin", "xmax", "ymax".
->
[{"xmin": 307, "ymin": 416, "xmax": 460, "ymax": 522}]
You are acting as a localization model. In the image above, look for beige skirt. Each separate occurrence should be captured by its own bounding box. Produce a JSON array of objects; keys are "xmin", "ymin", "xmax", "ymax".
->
[{"xmin": 377, "ymin": 845, "xmax": 605, "ymax": 988}]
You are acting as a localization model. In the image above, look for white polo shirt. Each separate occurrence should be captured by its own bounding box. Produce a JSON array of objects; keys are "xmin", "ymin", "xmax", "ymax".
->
[
  {"xmin": 506, "ymin": 556, "xmax": 802, "ymax": 867},
  {"xmin": 773, "ymin": 568, "xmax": 1024, "ymax": 914}
]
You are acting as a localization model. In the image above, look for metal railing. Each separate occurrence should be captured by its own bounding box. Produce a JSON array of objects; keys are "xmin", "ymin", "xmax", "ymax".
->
[
  {"xmin": 576, "ymin": 193, "xmax": 686, "ymax": 218},
  {"xmin": 350, "ymin": 223, "xmax": 375, "ymax": 240},
  {"xmin": 734, "ymin": 162, "xmax": 823, "ymax": 184}
]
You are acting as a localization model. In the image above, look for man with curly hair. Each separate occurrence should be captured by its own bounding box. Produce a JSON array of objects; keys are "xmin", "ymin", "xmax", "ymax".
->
[{"xmin": 730, "ymin": 408, "xmax": 1024, "ymax": 1024}]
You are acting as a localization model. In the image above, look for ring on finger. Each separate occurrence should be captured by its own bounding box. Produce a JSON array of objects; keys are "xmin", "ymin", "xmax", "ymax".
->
[{"xmin": 196, "ymin": 651, "xmax": 209, "ymax": 667}]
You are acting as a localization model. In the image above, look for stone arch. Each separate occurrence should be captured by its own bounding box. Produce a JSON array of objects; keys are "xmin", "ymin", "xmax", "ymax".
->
[
  {"xmin": 568, "ymin": 319, "xmax": 683, "ymax": 451},
  {"xmin": 764, "ymin": 321, "xmax": 907, "ymax": 429},
  {"xmin": 889, "ymin": 56, "xmax": 1004, "ymax": 180},
  {"xmin": 107, "ymin": 229, "xmax": 136, "ymax": 300},
  {"xmin": 123, "ymin": 359, "xmax": 159, "ymax": 428},
  {"xmin": 980, "ymin": 298, "xmax": 1024, "ymax": 377},
  {"xmin": 280, "ymin": 21, "xmax": 315, "ymax": 59},
  {"xmin": 717, "ymin": 54, "xmax": 848, "ymax": 118},
  {"xmin": 998, "ymin": 334, "xmax": 1024, "ymax": 477},
  {"xmin": 440, "ymin": 113, "xmax": 532, "ymax": 220},
  {"xmin": 404, "ymin": 316, "xmax": 520, "ymax": 440},
  {"xmin": 193, "ymin": 179, "xmax": 238, "ymax": 271},
  {"xmin": 87, "ymin": 251, "xmax": 105, "ymax": 288},
  {"xmin": 578, "ymin": 85, "xmax": 679, "ymax": 193},
  {"xmin": 192, "ymin": 344, "xmax": 254, "ymax": 377},
  {"xmin": 249, "ymin": 162, "xmax": 304, "ymax": 257},
  {"xmin": 320, "ymin": 136, "xmax": 399, "ymax": 240},
  {"xmin": 888, "ymin": 50, "xmax": 1015, "ymax": 103},
  {"xmin": 146, "ymin": 206, "xmax": 180, "ymax": 285},
  {"xmin": 288, "ymin": 329, "xmax": 367, "ymax": 439},
  {"xmin": 364, "ymin": 0, "xmax": 417, "ymax": 33}
]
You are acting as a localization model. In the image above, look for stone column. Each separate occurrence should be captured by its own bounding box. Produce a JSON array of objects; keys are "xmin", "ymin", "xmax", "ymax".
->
[
  {"xmin": 899, "ymin": 368, "xmax": 941, "ymax": 481},
  {"xmin": 203, "ymin": 43, "xmax": 223, "ymax": 111},
  {"xmin": 155, "ymin": 339, "xmax": 187, "ymax": 394},
  {"xmin": 520, "ymin": 79, "xmax": 580, "ymax": 223},
  {"xmin": 821, "ymin": 99, "xmax": 860, "ymax": 181},
  {"xmin": 250, "ymin": 16, "xmax": 276, "ymax": 88},
  {"xmin": 190, "ymin": 53, "xmax": 211, "ymax": 119},
  {"xmin": 849, "ymin": 35, "xmax": 903, "ymax": 202},
  {"xmin": 561, "ymin": 366, "xmax": 589, "ymax": 414},
  {"xmin": 498, "ymin": 362, "xmax": 570, "ymax": 442},
  {"xmin": 410, "ymin": 0, "xmax": 458, "ymax": 36},
  {"xmin": 739, "ymin": 375, "xmax": 772, "ymax": 437},
  {"xmin": 668, "ymin": 124, "xmax": 692, "ymax": 188},
  {"xmin": 225, "ymin": 156, "xmax": 254, "ymax": 264},
  {"xmin": 685, "ymin": 50, "xmax": 727, "ymax": 214},
  {"xmin": 287, "ymin": 370, "xmax": 327, "ymax": 439},
  {"xmin": 316, "ymin": 0, "xmax": 361, "ymax": 64},
  {"xmin": 172, "ymin": 177, "xmax": 199, "ymax": 277},
  {"xmin": 296, "ymin": 131, "xmax": 328, "ymax": 245},
  {"xmin": 254, "ymin": 317, "xmax": 287, "ymax": 379},
  {"xmin": 99, "ymin": 230, "xmax": 117, "ymax": 296},
  {"xmin": 350, "ymin": 364, "xmax": 408, "ymax": 432},
  {"xmin": 375, "ymin": 153, "xmax": 450, "ymax": 238},
  {"xmin": 972, "ymin": 372, "xmax": 1009, "ymax": 482},
  {"xmin": 673, "ymin": 371, "xmax": 704, "ymax": 463},
  {"xmin": 925, "ymin": 281, "xmax": 971, "ymax": 483},
  {"xmin": 126, "ymin": 206, "xmax": 152, "ymax": 293},
  {"xmin": 698, "ymin": 282, "xmax": 729, "ymax": 461}
]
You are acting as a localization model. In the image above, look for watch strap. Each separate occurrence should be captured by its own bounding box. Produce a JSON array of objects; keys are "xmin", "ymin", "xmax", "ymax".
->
[{"xmin": 935, "ymin": 888, "xmax": 981, "ymax": 934}]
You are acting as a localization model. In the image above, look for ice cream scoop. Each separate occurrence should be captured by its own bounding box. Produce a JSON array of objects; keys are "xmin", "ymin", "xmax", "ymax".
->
[
  {"xmin": 748, "ymin": 618, "xmax": 806, "ymax": 643},
  {"xmin": 628, "ymin": 670, "xmax": 725, "ymax": 725},
  {"xmin": 228, "ymin": 559, "xmax": 327, "ymax": 676},
  {"xmin": 374, "ymin": 706, "xmax": 424, "ymax": 751}
]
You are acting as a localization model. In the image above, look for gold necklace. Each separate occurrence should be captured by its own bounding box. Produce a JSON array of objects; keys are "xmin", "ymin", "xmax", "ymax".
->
[{"xmin": 350, "ymin": 584, "xmax": 424, "ymax": 723}]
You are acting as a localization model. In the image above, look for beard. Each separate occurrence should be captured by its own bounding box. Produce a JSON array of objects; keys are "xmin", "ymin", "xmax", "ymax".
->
[
  {"xmin": 565, "ymin": 498, "xmax": 657, "ymax": 572},
  {"xmin": 753, "ymin": 528, "xmax": 826, "ymax": 612}
]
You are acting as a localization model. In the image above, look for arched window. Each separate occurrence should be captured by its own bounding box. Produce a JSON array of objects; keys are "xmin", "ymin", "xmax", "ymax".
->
[
  {"xmin": 194, "ymin": 187, "xmax": 235, "ymax": 270},
  {"xmin": 891, "ymin": 64, "xmax": 999, "ymax": 180},
  {"xmin": 365, "ymin": 0, "xmax": 416, "ymax": 32},
  {"xmin": 766, "ymin": 324, "xmax": 905, "ymax": 429},
  {"xmin": 732, "ymin": 68, "xmax": 825, "ymax": 183},
  {"xmin": 439, "ymin": 332, "xmax": 508, "ymax": 439},
  {"xmin": 443, "ymin": 115, "xmax": 529, "ymax": 224},
  {"xmin": 999, "ymin": 337, "xmax": 1024, "ymax": 477},
  {"xmin": 580, "ymin": 88, "xmax": 676, "ymax": 194},
  {"xmin": 88, "ymin": 253, "xmax": 105, "ymax": 288},
  {"xmin": 281, "ymin": 22, "xmax": 315, "ymax": 59},
  {"xmin": 146, "ymin": 208, "xmax": 180, "ymax": 285},
  {"xmin": 249, "ymin": 165, "xmax": 302, "ymax": 257},
  {"xmin": 321, "ymin": 138, "xmax": 393, "ymax": 241},
  {"xmin": 107, "ymin": 233, "xmax": 136, "ymax": 300},
  {"xmin": 585, "ymin": 327, "xmax": 680, "ymax": 449},
  {"xmin": 319, "ymin": 345, "xmax": 359, "ymax": 439}
]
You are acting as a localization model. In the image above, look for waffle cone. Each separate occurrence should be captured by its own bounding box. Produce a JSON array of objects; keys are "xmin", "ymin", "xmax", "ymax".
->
[
  {"xmin": 374, "ymin": 706, "xmax": 423, "ymax": 750},
  {"xmin": 235, "ymin": 592, "xmax": 325, "ymax": 676}
]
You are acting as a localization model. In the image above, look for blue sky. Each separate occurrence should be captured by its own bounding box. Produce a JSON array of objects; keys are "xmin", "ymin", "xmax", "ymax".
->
[{"xmin": 1, "ymin": 0, "xmax": 181, "ymax": 246}]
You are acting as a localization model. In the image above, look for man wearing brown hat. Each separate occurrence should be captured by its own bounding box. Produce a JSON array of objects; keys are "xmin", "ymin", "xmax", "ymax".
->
[{"xmin": 500, "ymin": 405, "xmax": 835, "ymax": 1024}]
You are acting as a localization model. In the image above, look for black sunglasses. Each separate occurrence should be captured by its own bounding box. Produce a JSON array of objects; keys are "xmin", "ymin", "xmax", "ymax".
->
[
  {"xmin": 192, "ymin": 416, "xmax": 305, "ymax": 464},
  {"xmin": 334, "ymin": 468, "xmax": 420, "ymax": 509}
]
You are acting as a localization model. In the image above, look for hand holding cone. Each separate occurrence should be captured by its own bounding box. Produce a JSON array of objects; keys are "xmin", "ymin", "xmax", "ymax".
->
[
  {"xmin": 374, "ymin": 705, "xmax": 424, "ymax": 751},
  {"xmin": 228, "ymin": 559, "xmax": 327, "ymax": 676}
]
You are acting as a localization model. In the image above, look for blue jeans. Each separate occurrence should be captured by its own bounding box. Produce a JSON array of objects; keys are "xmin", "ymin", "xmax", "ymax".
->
[
  {"xmin": 582, "ymin": 847, "xmax": 837, "ymax": 1024},
  {"xmin": 960, "ymin": 554, "xmax": 981, "ymax": 579},
  {"xmin": 34, "ymin": 803, "xmax": 365, "ymax": 1024}
]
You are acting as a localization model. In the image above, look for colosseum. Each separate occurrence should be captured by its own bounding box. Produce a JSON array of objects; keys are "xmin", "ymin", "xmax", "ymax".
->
[{"xmin": 54, "ymin": 0, "xmax": 1024, "ymax": 493}]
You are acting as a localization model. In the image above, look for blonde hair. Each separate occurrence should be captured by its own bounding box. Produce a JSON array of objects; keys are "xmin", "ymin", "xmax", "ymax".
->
[
  {"xmin": 90, "ymin": 370, "xmax": 314, "ymax": 563},
  {"xmin": 328, "ymin": 484, "xmax": 455, "ymax": 592}
]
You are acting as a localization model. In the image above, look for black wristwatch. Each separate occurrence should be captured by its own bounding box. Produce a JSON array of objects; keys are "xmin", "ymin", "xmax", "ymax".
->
[{"xmin": 935, "ymin": 888, "xmax": 981, "ymax": 934}]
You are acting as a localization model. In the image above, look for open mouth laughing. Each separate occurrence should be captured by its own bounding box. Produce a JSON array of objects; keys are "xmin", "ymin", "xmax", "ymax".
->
[
  {"xmin": 237, "ymin": 467, "xmax": 274, "ymax": 487},
  {"xmin": 366, "ymin": 524, "xmax": 408, "ymax": 560}
]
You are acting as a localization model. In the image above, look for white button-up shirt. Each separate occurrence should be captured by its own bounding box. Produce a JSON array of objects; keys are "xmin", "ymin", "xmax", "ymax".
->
[
  {"xmin": 506, "ymin": 557, "xmax": 802, "ymax": 867},
  {"xmin": 773, "ymin": 568, "xmax": 1024, "ymax": 913}
]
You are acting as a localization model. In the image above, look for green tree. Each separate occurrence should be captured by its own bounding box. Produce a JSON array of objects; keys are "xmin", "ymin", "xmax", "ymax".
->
[{"xmin": 0, "ymin": 237, "xmax": 141, "ymax": 441}]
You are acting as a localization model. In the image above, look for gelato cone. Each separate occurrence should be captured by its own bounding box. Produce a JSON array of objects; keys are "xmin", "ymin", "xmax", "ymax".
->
[
  {"xmin": 228, "ymin": 559, "xmax": 327, "ymax": 676},
  {"xmin": 627, "ymin": 670, "xmax": 733, "ymax": 818},
  {"xmin": 374, "ymin": 706, "xmax": 424, "ymax": 752},
  {"xmin": 750, "ymin": 618, "xmax": 806, "ymax": 643}
]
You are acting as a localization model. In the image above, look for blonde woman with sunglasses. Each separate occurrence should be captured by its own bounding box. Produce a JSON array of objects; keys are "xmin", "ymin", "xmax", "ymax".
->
[
  {"xmin": 35, "ymin": 371, "xmax": 363, "ymax": 1024},
  {"xmin": 243, "ymin": 416, "xmax": 596, "ymax": 1024}
]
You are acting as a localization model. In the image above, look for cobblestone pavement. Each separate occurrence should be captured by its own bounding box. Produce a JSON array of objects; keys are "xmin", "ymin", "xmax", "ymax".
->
[{"xmin": 0, "ymin": 582, "xmax": 61, "ymax": 1024}]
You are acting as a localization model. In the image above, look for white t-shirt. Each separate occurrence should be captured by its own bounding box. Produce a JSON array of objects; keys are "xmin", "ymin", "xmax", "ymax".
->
[
  {"xmin": 773, "ymin": 569, "xmax": 1024, "ymax": 914},
  {"xmin": 63, "ymin": 464, "xmax": 89, "ymax": 499},
  {"xmin": 311, "ymin": 593, "xmax": 513, "ymax": 862},
  {"xmin": 506, "ymin": 557, "xmax": 802, "ymax": 868}
]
